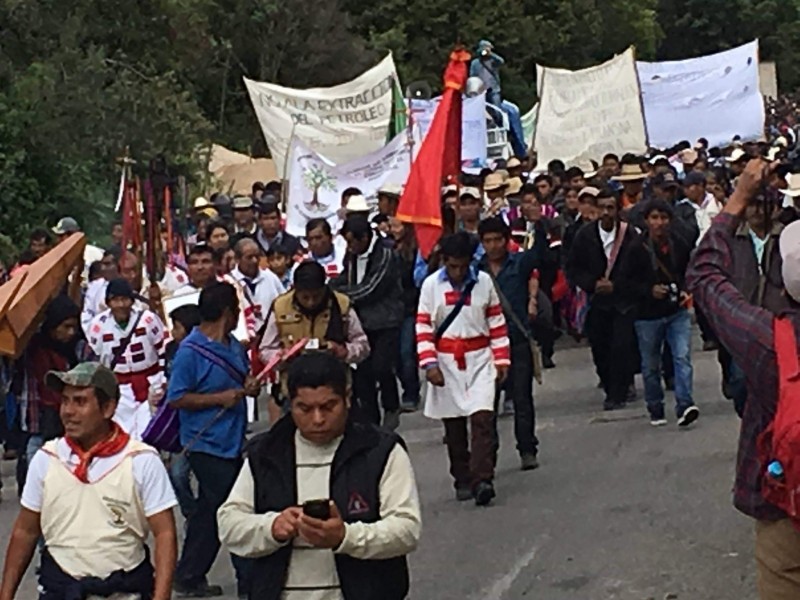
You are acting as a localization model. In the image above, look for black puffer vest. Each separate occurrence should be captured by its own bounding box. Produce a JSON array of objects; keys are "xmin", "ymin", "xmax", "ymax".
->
[{"xmin": 245, "ymin": 416, "xmax": 410, "ymax": 600}]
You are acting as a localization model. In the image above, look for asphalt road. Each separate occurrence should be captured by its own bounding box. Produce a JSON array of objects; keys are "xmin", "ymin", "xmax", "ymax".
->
[{"xmin": 0, "ymin": 334, "xmax": 757, "ymax": 599}]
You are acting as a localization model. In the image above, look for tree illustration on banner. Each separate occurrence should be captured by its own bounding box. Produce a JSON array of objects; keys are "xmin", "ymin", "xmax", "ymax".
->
[{"xmin": 302, "ymin": 163, "xmax": 337, "ymax": 213}]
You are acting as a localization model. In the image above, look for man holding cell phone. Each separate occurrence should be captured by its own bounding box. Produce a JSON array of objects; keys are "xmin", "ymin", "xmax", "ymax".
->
[{"xmin": 218, "ymin": 352, "xmax": 421, "ymax": 600}]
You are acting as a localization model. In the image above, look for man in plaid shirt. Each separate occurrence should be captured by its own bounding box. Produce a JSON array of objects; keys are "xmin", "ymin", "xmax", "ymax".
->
[{"xmin": 687, "ymin": 158, "xmax": 800, "ymax": 599}]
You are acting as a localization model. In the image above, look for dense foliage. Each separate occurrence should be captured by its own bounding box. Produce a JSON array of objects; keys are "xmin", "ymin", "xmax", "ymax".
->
[{"xmin": 1, "ymin": 0, "xmax": 798, "ymax": 246}]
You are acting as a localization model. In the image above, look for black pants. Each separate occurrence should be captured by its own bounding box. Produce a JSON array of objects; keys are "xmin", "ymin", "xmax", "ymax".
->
[
  {"xmin": 494, "ymin": 340, "xmax": 538, "ymax": 456},
  {"xmin": 586, "ymin": 306, "xmax": 636, "ymax": 405},
  {"xmin": 176, "ymin": 452, "xmax": 251, "ymax": 590},
  {"xmin": 354, "ymin": 327, "xmax": 400, "ymax": 424}
]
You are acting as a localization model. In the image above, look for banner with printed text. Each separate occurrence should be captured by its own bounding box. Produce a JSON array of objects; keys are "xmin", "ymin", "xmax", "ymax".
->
[
  {"xmin": 244, "ymin": 55, "xmax": 398, "ymax": 172},
  {"xmin": 410, "ymin": 93, "xmax": 488, "ymax": 169},
  {"xmin": 285, "ymin": 133, "xmax": 411, "ymax": 236},
  {"xmin": 637, "ymin": 41, "xmax": 764, "ymax": 148},
  {"xmin": 534, "ymin": 47, "xmax": 647, "ymax": 165}
]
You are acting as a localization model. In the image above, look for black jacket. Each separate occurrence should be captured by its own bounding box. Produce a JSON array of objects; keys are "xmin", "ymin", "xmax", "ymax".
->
[
  {"xmin": 246, "ymin": 417, "xmax": 409, "ymax": 600},
  {"xmin": 620, "ymin": 230, "xmax": 694, "ymax": 320},
  {"xmin": 332, "ymin": 239, "xmax": 404, "ymax": 332},
  {"xmin": 566, "ymin": 220, "xmax": 638, "ymax": 313}
]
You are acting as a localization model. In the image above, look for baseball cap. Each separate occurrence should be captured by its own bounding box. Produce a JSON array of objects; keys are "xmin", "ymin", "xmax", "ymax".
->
[
  {"xmin": 780, "ymin": 221, "xmax": 800, "ymax": 303},
  {"xmin": 653, "ymin": 172, "xmax": 680, "ymax": 189},
  {"xmin": 232, "ymin": 195, "xmax": 254, "ymax": 210},
  {"xmin": 683, "ymin": 171, "xmax": 707, "ymax": 187},
  {"xmin": 459, "ymin": 187, "xmax": 481, "ymax": 201},
  {"xmin": 52, "ymin": 217, "xmax": 79, "ymax": 235},
  {"xmin": 45, "ymin": 362, "xmax": 120, "ymax": 402}
]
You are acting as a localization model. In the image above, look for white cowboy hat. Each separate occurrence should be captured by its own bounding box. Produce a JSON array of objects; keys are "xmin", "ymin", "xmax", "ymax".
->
[{"xmin": 345, "ymin": 194, "xmax": 370, "ymax": 213}]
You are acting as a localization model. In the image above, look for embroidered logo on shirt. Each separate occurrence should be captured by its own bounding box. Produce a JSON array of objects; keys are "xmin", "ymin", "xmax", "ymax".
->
[
  {"xmin": 347, "ymin": 492, "xmax": 370, "ymax": 516},
  {"xmin": 103, "ymin": 496, "xmax": 131, "ymax": 529}
]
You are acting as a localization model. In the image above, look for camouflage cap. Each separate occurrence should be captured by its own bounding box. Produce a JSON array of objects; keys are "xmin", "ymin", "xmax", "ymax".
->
[{"xmin": 44, "ymin": 362, "xmax": 120, "ymax": 401}]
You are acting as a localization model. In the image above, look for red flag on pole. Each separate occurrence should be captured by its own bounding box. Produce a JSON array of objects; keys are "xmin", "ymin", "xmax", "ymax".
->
[{"xmin": 397, "ymin": 48, "xmax": 470, "ymax": 258}]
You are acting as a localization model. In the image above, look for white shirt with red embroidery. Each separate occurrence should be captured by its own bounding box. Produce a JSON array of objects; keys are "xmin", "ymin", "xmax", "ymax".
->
[
  {"xmin": 88, "ymin": 308, "xmax": 166, "ymax": 375},
  {"xmin": 231, "ymin": 267, "xmax": 285, "ymax": 338},
  {"xmin": 416, "ymin": 268, "xmax": 510, "ymax": 419}
]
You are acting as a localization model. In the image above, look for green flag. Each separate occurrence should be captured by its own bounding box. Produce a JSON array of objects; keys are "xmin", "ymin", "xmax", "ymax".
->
[{"xmin": 387, "ymin": 77, "xmax": 407, "ymax": 141}]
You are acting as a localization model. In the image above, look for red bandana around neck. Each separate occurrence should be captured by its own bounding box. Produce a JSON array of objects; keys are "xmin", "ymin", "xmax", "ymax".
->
[{"xmin": 65, "ymin": 422, "xmax": 131, "ymax": 483}]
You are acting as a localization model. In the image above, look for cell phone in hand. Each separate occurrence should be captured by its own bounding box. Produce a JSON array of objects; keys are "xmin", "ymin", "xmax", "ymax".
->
[{"xmin": 302, "ymin": 499, "xmax": 331, "ymax": 520}]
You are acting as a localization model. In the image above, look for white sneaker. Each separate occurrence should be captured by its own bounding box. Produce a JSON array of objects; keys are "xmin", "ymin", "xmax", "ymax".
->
[
  {"xmin": 650, "ymin": 418, "xmax": 668, "ymax": 427},
  {"xmin": 678, "ymin": 406, "xmax": 700, "ymax": 428}
]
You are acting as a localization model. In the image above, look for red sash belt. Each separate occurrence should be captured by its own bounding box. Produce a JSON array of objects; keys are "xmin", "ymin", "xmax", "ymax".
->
[
  {"xmin": 435, "ymin": 336, "xmax": 490, "ymax": 370},
  {"xmin": 115, "ymin": 364, "xmax": 161, "ymax": 402}
]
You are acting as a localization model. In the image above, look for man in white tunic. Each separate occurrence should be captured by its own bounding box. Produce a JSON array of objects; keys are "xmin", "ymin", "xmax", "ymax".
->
[
  {"xmin": 218, "ymin": 352, "xmax": 421, "ymax": 600},
  {"xmin": 0, "ymin": 362, "xmax": 177, "ymax": 600},
  {"xmin": 416, "ymin": 232, "xmax": 510, "ymax": 506},
  {"xmin": 87, "ymin": 279, "xmax": 166, "ymax": 439}
]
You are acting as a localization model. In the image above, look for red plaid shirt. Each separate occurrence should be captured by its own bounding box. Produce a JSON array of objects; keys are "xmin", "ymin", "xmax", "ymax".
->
[{"xmin": 687, "ymin": 212, "xmax": 790, "ymax": 520}]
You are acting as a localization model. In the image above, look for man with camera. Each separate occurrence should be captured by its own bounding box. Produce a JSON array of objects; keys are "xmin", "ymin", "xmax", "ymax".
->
[
  {"xmin": 621, "ymin": 199, "xmax": 699, "ymax": 428},
  {"xmin": 218, "ymin": 352, "xmax": 421, "ymax": 600},
  {"xmin": 687, "ymin": 158, "xmax": 800, "ymax": 599}
]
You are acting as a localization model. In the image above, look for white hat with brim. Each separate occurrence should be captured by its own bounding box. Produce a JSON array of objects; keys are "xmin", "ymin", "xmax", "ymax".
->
[
  {"xmin": 611, "ymin": 164, "xmax": 647, "ymax": 182},
  {"xmin": 649, "ymin": 154, "xmax": 669, "ymax": 165},
  {"xmin": 780, "ymin": 220, "xmax": 800, "ymax": 302},
  {"xmin": 442, "ymin": 184, "xmax": 459, "ymax": 196},
  {"xmin": 781, "ymin": 173, "xmax": 800, "ymax": 198},
  {"xmin": 725, "ymin": 148, "xmax": 748, "ymax": 163},
  {"xmin": 194, "ymin": 196, "xmax": 211, "ymax": 209},
  {"xmin": 578, "ymin": 186, "xmax": 600, "ymax": 199},
  {"xmin": 345, "ymin": 194, "xmax": 370, "ymax": 213},
  {"xmin": 378, "ymin": 183, "xmax": 403, "ymax": 197}
]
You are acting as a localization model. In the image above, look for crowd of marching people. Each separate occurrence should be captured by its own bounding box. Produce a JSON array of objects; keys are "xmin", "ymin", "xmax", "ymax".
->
[{"xmin": 1, "ymin": 102, "xmax": 800, "ymax": 598}]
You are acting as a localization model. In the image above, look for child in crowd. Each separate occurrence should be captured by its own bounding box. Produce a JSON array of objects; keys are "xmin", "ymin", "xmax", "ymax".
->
[{"xmin": 266, "ymin": 244, "xmax": 293, "ymax": 291}]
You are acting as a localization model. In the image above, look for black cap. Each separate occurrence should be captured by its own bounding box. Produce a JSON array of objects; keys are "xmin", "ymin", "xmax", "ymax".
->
[
  {"xmin": 653, "ymin": 172, "xmax": 680, "ymax": 189},
  {"xmin": 683, "ymin": 171, "xmax": 707, "ymax": 187},
  {"xmin": 105, "ymin": 278, "xmax": 135, "ymax": 301}
]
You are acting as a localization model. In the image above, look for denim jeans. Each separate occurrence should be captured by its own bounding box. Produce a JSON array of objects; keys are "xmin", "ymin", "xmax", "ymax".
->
[
  {"xmin": 176, "ymin": 452, "xmax": 252, "ymax": 592},
  {"xmin": 634, "ymin": 309, "xmax": 694, "ymax": 418},
  {"xmin": 169, "ymin": 453, "xmax": 197, "ymax": 519},
  {"xmin": 493, "ymin": 340, "xmax": 539, "ymax": 456},
  {"xmin": 397, "ymin": 316, "xmax": 420, "ymax": 408},
  {"xmin": 501, "ymin": 100, "xmax": 528, "ymax": 158}
]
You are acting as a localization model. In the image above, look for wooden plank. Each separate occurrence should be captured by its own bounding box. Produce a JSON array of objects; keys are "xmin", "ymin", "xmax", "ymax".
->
[{"xmin": 0, "ymin": 234, "xmax": 86, "ymax": 358}]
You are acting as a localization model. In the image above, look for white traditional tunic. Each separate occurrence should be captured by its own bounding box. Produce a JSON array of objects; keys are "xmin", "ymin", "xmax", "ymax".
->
[
  {"xmin": 416, "ymin": 269, "xmax": 510, "ymax": 419},
  {"xmin": 88, "ymin": 308, "xmax": 166, "ymax": 439},
  {"xmin": 230, "ymin": 266, "xmax": 285, "ymax": 338}
]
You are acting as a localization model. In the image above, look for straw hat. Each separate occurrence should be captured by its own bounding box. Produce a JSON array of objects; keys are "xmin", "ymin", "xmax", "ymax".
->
[
  {"xmin": 484, "ymin": 172, "xmax": 509, "ymax": 191},
  {"xmin": 506, "ymin": 157, "xmax": 523, "ymax": 169},
  {"xmin": 460, "ymin": 187, "xmax": 481, "ymax": 201},
  {"xmin": 504, "ymin": 177, "xmax": 523, "ymax": 197},
  {"xmin": 611, "ymin": 164, "xmax": 647, "ymax": 182},
  {"xmin": 378, "ymin": 182, "xmax": 403, "ymax": 197}
]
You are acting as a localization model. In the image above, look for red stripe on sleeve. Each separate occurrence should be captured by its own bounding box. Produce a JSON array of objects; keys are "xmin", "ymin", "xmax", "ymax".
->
[
  {"xmin": 486, "ymin": 304, "xmax": 503, "ymax": 317},
  {"xmin": 416, "ymin": 313, "xmax": 432, "ymax": 325},
  {"xmin": 489, "ymin": 324, "xmax": 508, "ymax": 339},
  {"xmin": 417, "ymin": 332, "xmax": 435, "ymax": 343}
]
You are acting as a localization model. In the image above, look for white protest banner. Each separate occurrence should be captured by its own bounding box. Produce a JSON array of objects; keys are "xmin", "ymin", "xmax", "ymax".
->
[
  {"xmin": 410, "ymin": 93, "xmax": 488, "ymax": 169},
  {"xmin": 244, "ymin": 55, "xmax": 397, "ymax": 171},
  {"xmin": 534, "ymin": 47, "xmax": 647, "ymax": 166},
  {"xmin": 521, "ymin": 103, "xmax": 537, "ymax": 150},
  {"xmin": 637, "ymin": 41, "xmax": 764, "ymax": 148},
  {"xmin": 285, "ymin": 133, "xmax": 411, "ymax": 237}
]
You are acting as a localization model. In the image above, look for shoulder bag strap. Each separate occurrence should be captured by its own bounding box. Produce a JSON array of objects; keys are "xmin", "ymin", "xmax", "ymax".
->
[
  {"xmin": 485, "ymin": 269, "xmax": 531, "ymax": 342},
  {"xmin": 183, "ymin": 341, "xmax": 247, "ymax": 385},
  {"xmin": 434, "ymin": 279, "xmax": 478, "ymax": 342},
  {"xmin": 644, "ymin": 238, "xmax": 676, "ymax": 283},
  {"xmin": 604, "ymin": 222, "xmax": 628, "ymax": 278},
  {"xmin": 109, "ymin": 311, "xmax": 145, "ymax": 370}
]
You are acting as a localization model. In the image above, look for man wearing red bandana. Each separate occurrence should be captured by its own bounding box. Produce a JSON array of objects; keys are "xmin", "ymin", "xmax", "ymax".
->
[{"xmin": 0, "ymin": 362, "xmax": 177, "ymax": 600}]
